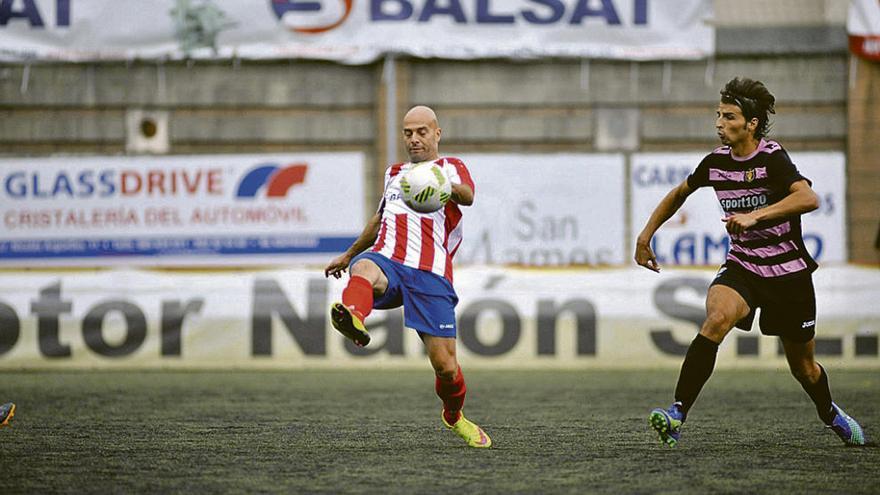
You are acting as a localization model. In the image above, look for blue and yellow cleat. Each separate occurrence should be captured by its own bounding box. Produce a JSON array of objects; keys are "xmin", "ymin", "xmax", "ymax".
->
[
  {"xmin": 330, "ymin": 302, "xmax": 370, "ymax": 347},
  {"xmin": 0, "ymin": 402, "xmax": 15, "ymax": 428},
  {"xmin": 442, "ymin": 411, "xmax": 492, "ymax": 448},
  {"xmin": 828, "ymin": 403, "xmax": 869, "ymax": 446},
  {"xmin": 649, "ymin": 402, "xmax": 683, "ymax": 447}
]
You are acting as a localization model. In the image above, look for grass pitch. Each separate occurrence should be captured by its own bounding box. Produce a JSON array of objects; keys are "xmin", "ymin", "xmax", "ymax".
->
[{"xmin": 2, "ymin": 369, "xmax": 878, "ymax": 494}]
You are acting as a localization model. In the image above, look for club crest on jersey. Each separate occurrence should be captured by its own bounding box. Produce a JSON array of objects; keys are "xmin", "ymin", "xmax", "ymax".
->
[{"xmin": 745, "ymin": 169, "xmax": 756, "ymax": 183}]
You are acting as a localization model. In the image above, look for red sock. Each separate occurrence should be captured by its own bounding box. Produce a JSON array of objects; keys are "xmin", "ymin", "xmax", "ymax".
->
[
  {"xmin": 436, "ymin": 366, "xmax": 467, "ymax": 424},
  {"xmin": 342, "ymin": 275, "xmax": 373, "ymax": 319}
]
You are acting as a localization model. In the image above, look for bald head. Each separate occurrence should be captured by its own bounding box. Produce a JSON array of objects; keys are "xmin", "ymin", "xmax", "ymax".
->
[
  {"xmin": 403, "ymin": 105, "xmax": 439, "ymax": 128},
  {"xmin": 402, "ymin": 105, "xmax": 442, "ymax": 163}
]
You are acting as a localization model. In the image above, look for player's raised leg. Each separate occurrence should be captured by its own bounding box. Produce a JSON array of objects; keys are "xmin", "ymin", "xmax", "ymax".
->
[
  {"xmin": 424, "ymin": 334, "xmax": 491, "ymax": 448},
  {"xmin": 0, "ymin": 402, "xmax": 15, "ymax": 428},
  {"xmin": 781, "ymin": 337, "xmax": 869, "ymax": 446},
  {"xmin": 330, "ymin": 258, "xmax": 388, "ymax": 347},
  {"xmin": 649, "ymin": 284, "xmax": 748, "ymax": 446}
]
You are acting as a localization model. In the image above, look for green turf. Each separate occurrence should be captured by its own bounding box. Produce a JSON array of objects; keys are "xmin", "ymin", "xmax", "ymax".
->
[{"xmin": 1, "ymin": 369, "xmax": 878, "ymax": 494}]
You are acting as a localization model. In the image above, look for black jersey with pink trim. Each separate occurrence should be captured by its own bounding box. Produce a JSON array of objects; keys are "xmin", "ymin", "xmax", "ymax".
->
[{"xmin": 687, "ymin": 139, "xmax": 818, "ymax": 279}]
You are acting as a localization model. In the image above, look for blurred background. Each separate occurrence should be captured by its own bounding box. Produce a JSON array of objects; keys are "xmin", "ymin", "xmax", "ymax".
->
[{"xmin": 0, "ymin": 0, "xmax": 877, "ymax": 370}]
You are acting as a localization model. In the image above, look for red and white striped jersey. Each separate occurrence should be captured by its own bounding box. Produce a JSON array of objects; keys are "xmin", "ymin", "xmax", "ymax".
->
[{"xmin": 370, "ymin": 157, "xmax": 475, "ymax": 284}]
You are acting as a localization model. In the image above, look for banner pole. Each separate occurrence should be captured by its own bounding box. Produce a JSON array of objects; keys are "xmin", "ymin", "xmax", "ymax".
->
[{"xmin": 382, "ymin": 54, "xmax": 397, "ymax": 165}]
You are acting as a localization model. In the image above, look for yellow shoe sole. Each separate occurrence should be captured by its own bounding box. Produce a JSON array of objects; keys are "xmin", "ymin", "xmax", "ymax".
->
[{"xmin": 330, "ymin": 302, "xmax": 370, "ymax": 347}]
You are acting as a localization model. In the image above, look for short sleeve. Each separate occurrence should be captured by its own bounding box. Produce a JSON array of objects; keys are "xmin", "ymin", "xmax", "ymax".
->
[
  {"xmin": 770, "ymin": 149, "xmax": 811, "ymax": 190},
  {"xmin": 442, "ymin": 157, "xmax": 475, "ymax": 194},
  {"xmin": 686, "ymin": 156, "xmax": 711, "ymax": 189}
]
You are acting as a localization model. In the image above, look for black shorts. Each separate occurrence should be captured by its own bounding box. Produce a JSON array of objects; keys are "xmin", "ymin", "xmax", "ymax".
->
[{"xmin": 710, "ymin": 261, "xmax": 816, "ymax": 343}]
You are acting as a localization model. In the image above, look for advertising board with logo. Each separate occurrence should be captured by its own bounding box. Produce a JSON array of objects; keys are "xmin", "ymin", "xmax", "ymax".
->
[
  {"xmin": 455, "ymin": 153, "xmax": 626, "ymax": 267},
  {"xmin": 0, "ymin": 266, "xmax": 876, "ymax": 369},
  {"xmin": 630, "ymin": 151, "xmax": 847, "ymax": 267},
  {"xmin": 848, "ymin": 0, "xmax": 880, "ymax": 61},
  {"xmin": 0, "ymin": 153, "xmax": 365, "ymax": 266},
  {"xmin": 0, "ymin": 0, "xmax": 714, "ymax": 63}
]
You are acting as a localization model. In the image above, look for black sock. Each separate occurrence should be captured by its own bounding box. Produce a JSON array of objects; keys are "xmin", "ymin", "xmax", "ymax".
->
[
  {"xmin": 674, "ymin": 334, "xmax": 720, "ymax": 418},
  {"xmin": 800, "ymin": 363, "xmax": 835, "ymax": 425}
]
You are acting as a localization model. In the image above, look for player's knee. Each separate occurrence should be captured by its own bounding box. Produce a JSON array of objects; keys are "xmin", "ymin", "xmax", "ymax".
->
[
  {"xmin": 432, "ymin": 360, "xmax": 458, "ymax": 381},
  {"xmin": 350, "ymin": 260, "xmax": 387, "ymax": 294},
  {"xmin": 790, "ymin": 367, "xmax": 811, "ymax": 384},
  {"xmin": 790, "ymin": 362, "xmax": 819, "ymax": 384},
  {"xmin": 701, "ymin": 310, "xmax": 734, "ymax": 339},
  {"xmin": 350, "ymin": 260, "xmax": 380, "ymax": 284},
  {"xmin": 436, "ymin": 369, "xmax": 457, "ymax": 381},
  {"xmin": 350, "ymin": 260, "xmax": 374, "ymax": 278}
]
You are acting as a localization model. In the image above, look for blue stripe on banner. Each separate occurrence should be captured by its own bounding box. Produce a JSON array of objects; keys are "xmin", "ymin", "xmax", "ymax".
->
[{"xmin": 0, "ymin": 236, "xmax": 358, "ymax": 259}]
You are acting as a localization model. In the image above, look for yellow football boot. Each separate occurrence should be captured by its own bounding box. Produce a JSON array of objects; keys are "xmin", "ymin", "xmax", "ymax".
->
[
  {"xmin": 330, "ymin": 302, "xmax": 370, "ymax": 347},
  {"xmin": 442, "ymin": 411, "xmax": 492, "ymax": 448}
]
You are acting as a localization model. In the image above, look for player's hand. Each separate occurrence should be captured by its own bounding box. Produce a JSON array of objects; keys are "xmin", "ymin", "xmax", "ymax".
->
[
  {"xmin": 722, "ymin": 213, "xmax": 758, "ymax": 235},
  {"xmin": 442, "ymin": 164, "xmax": 456, "ymax": 195},
  {"xmin": 634, "ymin": 237, "xmax": 661, "ymax": 273},
  {"xmin": 441, "ymin": 163, "xmax": 455, "ymax": 183},
  {"xmin": 324, "ymin": 254, "xmax": 351, "ymax": 279}
]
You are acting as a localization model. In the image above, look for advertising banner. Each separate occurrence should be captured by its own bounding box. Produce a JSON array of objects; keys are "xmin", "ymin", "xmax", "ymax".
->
[
  {"xmin": 630, "ymin": 151, "xmax": 847, "ymax": 267},
  {"xmin": 0, "ymin": 153, "xmax": 365, "ymax": 266},
  {"xmin": 848, "ymin": 0, "xmax": 880, "ymax": 61},
  {"xmin": 0, "ymin": 0, "xmax": 714, "ymax": 63},
  {"xmin": 455, "ymin": 153, "xmax": 626, "ymax": 267},
  {"xmin": 0, "ymin": 266, "xmax": 877, "ymax": 369}
]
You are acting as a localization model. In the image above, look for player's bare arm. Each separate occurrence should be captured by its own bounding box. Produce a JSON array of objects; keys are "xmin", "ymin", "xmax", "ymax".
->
[
  {"xmin": 635, "ymin": 179, "xmax": 695, "ymax": 272},
  {"xmin": 722, "ymin": 180, "xmax": 820, "ymax": 235},
  {"xmin": 324, "ymin": 212, "xmax": 382, "ymax": 278},
  {"xmin": 450, "ymin": 182, "xmax": 474, "ymax": 206}
]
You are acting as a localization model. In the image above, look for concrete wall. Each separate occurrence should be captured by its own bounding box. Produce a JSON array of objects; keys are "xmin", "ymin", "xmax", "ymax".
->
[
  {"xmin": 0, "ymin": 57, "xmax": 849, "ymax": 154},
  {"xmin": 1, "ymin": 0, "xmax": 874, "ymax": 263},
  {"xmin": 847, "ymin": 57, "xmax": 880, "ymax": 265},
  {"xmin": 406, "ymin": 56, "xmax": 848, "ymax": 152}
]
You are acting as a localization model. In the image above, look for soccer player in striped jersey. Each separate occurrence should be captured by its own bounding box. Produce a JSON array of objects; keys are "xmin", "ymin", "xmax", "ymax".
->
[
  {"xmin": 635, "ymin": 77, "xmax": 868, "ymax": 447},
  {"xmin": 324, "ymin": 106, "xmax": 490, "ymax": 448}
]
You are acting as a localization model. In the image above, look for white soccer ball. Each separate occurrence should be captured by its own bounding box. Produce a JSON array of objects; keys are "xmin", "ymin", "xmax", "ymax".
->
[{"xmin": 400, "ymin": 162, "xmax": 451, "ymax": 213}]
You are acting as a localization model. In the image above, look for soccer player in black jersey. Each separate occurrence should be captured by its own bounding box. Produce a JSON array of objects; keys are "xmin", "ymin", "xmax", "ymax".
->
[{"xmin": 634, "ymin": 77, "xmax": 868, "ymax": 447}]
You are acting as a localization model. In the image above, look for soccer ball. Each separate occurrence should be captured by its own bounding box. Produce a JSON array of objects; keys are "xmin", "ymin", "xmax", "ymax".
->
[{"xmin": 400, "ymin": 162, "xmax": 451, "ymax": 213}]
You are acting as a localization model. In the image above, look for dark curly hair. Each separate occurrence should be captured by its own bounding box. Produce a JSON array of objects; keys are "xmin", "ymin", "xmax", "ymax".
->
[{"xmin": 720, "ymin": 77, "xmax": 776, "ymax": 139}]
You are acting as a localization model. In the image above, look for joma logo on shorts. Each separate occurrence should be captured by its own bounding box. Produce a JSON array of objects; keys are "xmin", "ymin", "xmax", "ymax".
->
[
  {"xmin": 802, "ymin": 320, "xmax": 815, "ymax": 328},
  {"xmin": 439, "ymin": 323, "xmax": 455, "ymax": 329}
]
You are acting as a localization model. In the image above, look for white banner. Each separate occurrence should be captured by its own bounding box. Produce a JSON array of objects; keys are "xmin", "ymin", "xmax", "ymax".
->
[
  {"xmin": 0, "ymin": 0, "xmax": 714, "ymax": 63},
  {"xmin": 630, "ymin": 151, "xmax": 847, "ymax": 266},
  {"xmin": 455, "ymin": 153, "xmax": 626, "ymax": 266},
  {"xmin": 0, "ymin": 266, "xmax": 876, "ymax": 368},
  {"xmin": 0, "ymin": 153, "xmax": 365, "ymax": 266},
  {"xmin": 848, "ymin": 0, "xmax": 880, "ymax": 61}
]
